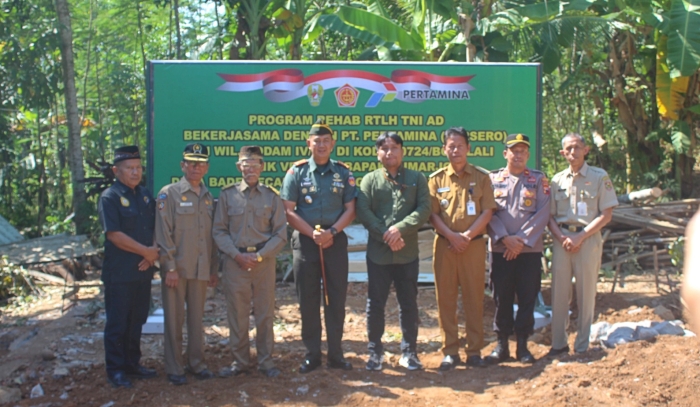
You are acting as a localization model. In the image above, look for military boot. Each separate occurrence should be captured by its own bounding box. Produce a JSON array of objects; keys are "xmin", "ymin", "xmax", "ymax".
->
[
  {"xmin": 516, "ymin": 334, "xmax": 536, "ymax": 364},
  {"xmin": 485, "ymin": 334, "xmax": 510, "ymax": 364}
]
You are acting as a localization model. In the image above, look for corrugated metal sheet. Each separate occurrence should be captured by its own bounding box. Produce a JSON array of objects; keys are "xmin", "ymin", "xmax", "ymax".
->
[{"xmin": 0, "ymin": 214, "xmax": 24, "ymax": 246}]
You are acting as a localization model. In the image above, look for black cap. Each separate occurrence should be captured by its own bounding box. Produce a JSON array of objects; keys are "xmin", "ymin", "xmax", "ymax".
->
[
  {"xmin": 309, "ymin": 118, "xmax": 333, "ymax": 137},
  {"xmin": 238, "ymin": 145, "xmax": 263, "ymax": 161},
  {"xmin": 505, "ymin": 133, "xmax": 530, "ymax": 148},
  {"xmin": 183, "ymin": 143, "xmax": 209, "ymax": 162},
  {"xmin": 113, "ymin": 146, "xmax": 141, "ymax": 164}
]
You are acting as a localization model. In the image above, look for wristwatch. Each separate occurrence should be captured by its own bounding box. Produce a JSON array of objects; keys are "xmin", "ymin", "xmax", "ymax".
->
[
  {"xmin": 330, "ymin": 227, "xmax": 338, "ymax": 236},
  {"xmin": 256, "ymin": 253, "xmax": 263, "ymax": 262}
]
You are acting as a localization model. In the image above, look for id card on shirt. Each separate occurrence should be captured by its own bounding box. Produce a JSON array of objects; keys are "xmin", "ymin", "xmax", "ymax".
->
[
  {"xmin": 467, "ymin": 201, "xmax": 476, "ymax": 215},
  {"xmin": 577, "ymin": 201, "xmax": 588, "ymax": 216}
]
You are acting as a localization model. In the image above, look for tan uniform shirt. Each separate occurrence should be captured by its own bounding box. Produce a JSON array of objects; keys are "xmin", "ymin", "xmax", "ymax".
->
[
  {"xmin": 155, "ymin": 177, "xmax": 217, "ymax": 281},
  {"xmin": 213, "ymin": 181, "xmax": 287, "ymax": 261},
  {"xmin": 550, "ymin": 162, "xmax": 618, "ymax": 225},
  {"xmin": 428, "ymin": 164, "xmax": 497, "ymax": 232}
]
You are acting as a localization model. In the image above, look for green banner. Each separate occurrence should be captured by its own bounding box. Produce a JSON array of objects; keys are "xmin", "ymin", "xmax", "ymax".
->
[{"xmin": 147, "ymin": 62, "xmax": 541, "ymax": 196}]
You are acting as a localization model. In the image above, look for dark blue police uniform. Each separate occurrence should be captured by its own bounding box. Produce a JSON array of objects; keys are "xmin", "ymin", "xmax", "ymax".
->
[{"xmin": 98, "ymin": 179, "xmax": 156, "ymax": 375}]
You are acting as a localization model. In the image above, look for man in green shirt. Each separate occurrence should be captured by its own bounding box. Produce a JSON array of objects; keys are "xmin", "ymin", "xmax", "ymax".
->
[{"xmin": 356, "ymin": 132, "xmax": 431, "ymax": 371}]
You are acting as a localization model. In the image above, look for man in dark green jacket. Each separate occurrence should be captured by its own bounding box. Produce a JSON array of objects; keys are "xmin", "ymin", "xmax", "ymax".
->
[{"xmin": 356, "ymin": 132, "xmax": 431, "ymax": 371}]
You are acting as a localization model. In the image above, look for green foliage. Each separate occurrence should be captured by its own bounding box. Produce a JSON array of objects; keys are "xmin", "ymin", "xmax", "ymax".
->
[
  {"xmin": 0, "ymin": 257, "xmax": 35, "ymax": 304},
  {"xmin": 668, "ymin": 236, "xmax": 684, "ymax": 268}
]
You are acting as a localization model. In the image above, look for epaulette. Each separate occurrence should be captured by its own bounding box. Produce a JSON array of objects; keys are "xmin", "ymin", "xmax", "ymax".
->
[
  {"xmin": 429, "ymin": 167, "xmax": 447, "ymax": 178},
  {"xmin": 294, "ymin": 159, "xmax": 308, "ymax": 167},
  {"xmin": 221, "ymin": 182, "xmax": 239, "ymax": 191},
  {"xmin": 489, "ymin": 168, "xmax": 502, "ymax": 174},
  {"xmin": 474, "ymin": 165, "xmax": 490, "ymax": 175},
  {"xmin": 261, "ymin": 184, "xmax": 280, "ymax": 195},
  {"xmin": 335, "ymin": 160, "xmax": 350, "ymax": 169}
]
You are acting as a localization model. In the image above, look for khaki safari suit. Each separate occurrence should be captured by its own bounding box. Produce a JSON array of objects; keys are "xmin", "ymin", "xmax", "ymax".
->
[
  {"xmin": 213, "ymin": 180, "xmax": 287, "ymax": 371},
  {"xmin": 550, "ymin": 162, "xmax": 618, "ymax": 352},
  {"xmin": 155, "ymin": 177, "xmax": 218, "ymax": 377},
  {"xmin": 428, "ymin": 164, "xmax": 497, "ymax": 357}
]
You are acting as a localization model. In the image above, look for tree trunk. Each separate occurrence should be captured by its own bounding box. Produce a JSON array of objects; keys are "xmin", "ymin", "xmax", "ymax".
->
[
  {"xmin": 174, "ymin": 0, "xmax": 182, "ymax": 59},
  {"xmin": 54, "ymin": 0, "xmax": 89, "ymax": 234}
]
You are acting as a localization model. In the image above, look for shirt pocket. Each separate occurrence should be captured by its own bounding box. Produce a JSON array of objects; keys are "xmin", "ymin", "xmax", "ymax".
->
[
  {"xmin": 119, "ymin": 207, "xmax": 138, "ymax": 231},
  {"xmin": 554, "ymin": 190, "xmax": 570, "ymax": 217},
  {"xmin": 493, "ymin": 188, "xmax": 509, "ymax": 210},
  {"xmin": 175, "ymin": 206, "xmax": 196, "ymax": 230},
  {"xmin": 254, "ymin": 206, "xmax": 272, "ymax": 231},
  {"xmin": 581, "ymin": 187, "xmax": 598, "ymax": 213},
  {"xmin": 401, "ymin": 184, "xmax": 417, "ymax": 209},
  {"xmin": 227, "ymin": 206, "xmax": 245, "ymax": 230},
  {"xmin": 519, "ymin": 189, "xmax": 537, "ymax": 212}
]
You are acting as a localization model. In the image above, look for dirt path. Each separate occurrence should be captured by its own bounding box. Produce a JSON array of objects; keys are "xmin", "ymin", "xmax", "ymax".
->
[{"xmin": 0, "ymin": 274, "xmax": 697, "ymax": 406}]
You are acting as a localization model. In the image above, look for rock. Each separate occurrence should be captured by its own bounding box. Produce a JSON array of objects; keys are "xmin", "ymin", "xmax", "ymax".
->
[
  {"xmin": 53, "ymin": 367, "xmax": 70, "ymax": 379},
  {"xmin": 40, "ymin": 350, "xmax": 56, "ymax": 361},
  {"xmin": 653, "ymin": 305, "xmax": 675, "ymax": 321},
  {"xmin": 296, "ymin": 385, "xmax": 309, "ymax": 396},
  {"xmin": 0, "ymin": 386, "xmax": 21, "ymax": 404},
  {"xmin": 100, "ymin": 401, "xmax": 115, "ymax": 407},
  {"xmin": 30, "ymin": 383, "xmax": 44, "ymax": 398},
  {"xmin": 60, "ymin": 392, "xmax": 69, "ymax": 400}
]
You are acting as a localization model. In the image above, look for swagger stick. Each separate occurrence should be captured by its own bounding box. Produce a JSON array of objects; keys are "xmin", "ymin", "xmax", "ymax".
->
[{"xmin": 315, "ymin": 225, "xmax": 330, "ymax": 306}]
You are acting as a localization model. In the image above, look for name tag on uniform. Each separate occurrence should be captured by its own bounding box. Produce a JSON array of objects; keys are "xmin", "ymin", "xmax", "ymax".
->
[
  {"xmin": 437, "ymin": 187, "xmax": 450, "ymax": 193},
  {"xmin": 180, "ymin": 202, "xmax": 193, "ymax": 207},
  {"xmin": 467, "ymin": 201, "xmax": 476, "ymax": 215},
  {"xmin": 577, "ymin": 201, "xmax": 587, "ymax": 216}
]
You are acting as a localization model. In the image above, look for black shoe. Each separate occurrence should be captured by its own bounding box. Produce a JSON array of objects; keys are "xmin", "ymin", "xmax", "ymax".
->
[
  {"xmin": 125, "ymin": 365, "xmax": 157, "ymax": 379},
  {"xmin": 193, "ymin": 368, "xmax": 215, "ymax": 380},
  {"xmin": 546, "ymin": 346, "xmax": 570, "ymax": 357},
  {"xmin": 107, "ymin": 371, "xmax": 133, "ymax": 388},
  {"xmin": 260, "ymin": 367, "xmax": 281, "ymax": 378},
  {"xmin": 439, "ymin": 355, "xmax": 461, "ymax": 371},
  {"xmin": 485, "ymin": 335, "xmax": 510, "ymax": 364},
  {"xmin": 466, "ymin": 355, "xmax": 487, "ymax": 368},
  {"xmin": 299, "ymin": 358, "xmax": 322, "ymax": 374},
  {"xmin": 218, "ymin": 365, "xmax": 248, "ymax": 377},
  {"xmin": 516, "ymin": 335, "xmax": 536, "ymax": 364},
  {"xmin": 327, "ymin": 358, "xmax": 353, "ymax": 371},
  {"xmin": 167, "ymin": 374, "xmax": 187, "ymax": 386}
]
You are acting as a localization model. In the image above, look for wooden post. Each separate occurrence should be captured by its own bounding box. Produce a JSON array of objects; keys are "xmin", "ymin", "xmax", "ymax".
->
[{"xmin": 653, "ymin": 245, "xmax": 660, "ymax": 294}]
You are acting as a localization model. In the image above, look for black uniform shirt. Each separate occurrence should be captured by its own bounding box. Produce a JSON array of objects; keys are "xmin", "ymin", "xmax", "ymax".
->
[{"xmin": 98, "ymin": 180, "xmax": 156, "ymax": 283}]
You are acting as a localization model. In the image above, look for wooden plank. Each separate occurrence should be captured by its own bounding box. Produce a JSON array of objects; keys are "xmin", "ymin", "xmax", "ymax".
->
[{"xmin": 0, "ymin": 234, "xmax": 97, "ymax": 265}]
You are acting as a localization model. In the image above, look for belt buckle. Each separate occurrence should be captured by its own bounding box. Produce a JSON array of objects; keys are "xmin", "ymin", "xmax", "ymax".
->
[
  {"xmin": 246, "ymin": 247, "xmax": 256, "ymax": 253},
  {"xmin": 567, "ymin": 225, "xmax": 577, "ymax": 232}
]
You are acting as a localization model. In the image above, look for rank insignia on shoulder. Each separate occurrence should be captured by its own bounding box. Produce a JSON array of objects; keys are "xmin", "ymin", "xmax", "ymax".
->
[
  {"xmin": 263, "ymin": 184, "xmax": 280, "ymax": 195},
  {"xmin": 429, "ymin": 167, "xmax": 446, "ymax": 178},
  {"xmin": 294, "ymin": 159, "xmax": 308, "ymax": 167},
  {"xmin": 336, "ymin": 160, "xmax": 349, "ymax": 169},
  {"xmin": 120, "ymin": 197, "xmax": 130, "ymax": 207}
]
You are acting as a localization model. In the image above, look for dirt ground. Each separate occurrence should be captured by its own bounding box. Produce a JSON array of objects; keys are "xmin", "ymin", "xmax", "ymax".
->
[{"xmin": 0, "ymin": 271, "xmax": 698, "ymax": 407}]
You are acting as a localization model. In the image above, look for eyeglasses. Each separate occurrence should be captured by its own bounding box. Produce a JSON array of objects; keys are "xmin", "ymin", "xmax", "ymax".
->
[
  {"xmin": 240, "ymin": 163, "xmax": 262, "ymax": 170},
  {"xmin": 184, "ymin": 161, "xmax": 208, "ymax": 168}
]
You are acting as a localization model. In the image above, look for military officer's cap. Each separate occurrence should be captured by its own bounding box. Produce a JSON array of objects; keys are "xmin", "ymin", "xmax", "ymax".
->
[
  {"xmin": 505, "ymin": 133, "xmax": 530, "ymax": 148},
  {"xmin": 113, "ymin": 145, "xmax": 141, "ymax": 164},
  {"xmin": 183, "ymin": 143, "xmax": 210, "ymax": 162},
  {"xmin": 238, "ymin": 145, "xmax": 263, "ymax": 161},
  {"xmin": 309, "ymin": 118, "xmax": 333, "ymax": 137}
]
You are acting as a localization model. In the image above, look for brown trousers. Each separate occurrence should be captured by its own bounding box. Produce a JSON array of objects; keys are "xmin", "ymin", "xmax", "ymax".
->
[
  {"xmin": 162, "ymin": 278, "xmax": 209, "ymax": 375},
  {"xmin": 221, "ymin": 256, "xmax": 276, "ymax": 371},
  {"xmin": 433, "ymin": 236, "xmax": 486, "ymax": 357}
]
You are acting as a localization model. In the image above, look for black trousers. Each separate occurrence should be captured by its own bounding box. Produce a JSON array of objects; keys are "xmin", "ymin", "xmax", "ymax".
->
[
  {"xmin": 490, "ymin": 252, "xmax": 542, "ymax": 337},
  {"xmin": 366, "ymin": 258, "xmax": 419, "ymax": 355},
  {"xmin": 292, "ymin": 230, "xmax": 349, "ymax": 361},
  {"xmin": 104, "ymin": 279, "xmax": 151, "ymax": 374}
]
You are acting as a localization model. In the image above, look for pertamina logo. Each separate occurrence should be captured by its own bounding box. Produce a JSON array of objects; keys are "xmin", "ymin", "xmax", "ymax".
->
[{"xmin": 334, "ymin": 84, "xmax": 359, "ymax": 108}]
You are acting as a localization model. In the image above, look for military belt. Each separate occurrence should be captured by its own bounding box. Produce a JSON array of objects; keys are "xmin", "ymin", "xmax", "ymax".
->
[{"xmin": 558, "ymin": 224, "xmax": 584, "ymax": 232}]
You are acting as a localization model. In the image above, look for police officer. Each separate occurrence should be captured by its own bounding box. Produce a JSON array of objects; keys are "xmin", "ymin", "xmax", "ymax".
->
[
  {"xmin": 213, "ymin": 146, "xmax": 287, "ymax": 378},
  {"xmin": 281, "ymin": 119, "xmax": 357, "ymax": 373},
  {"xmin": 428, "ymin": 127, "xmax": 496, "ymax": 370},
  {"xmin": 485, "ymin": 134, "xmax": 550, "ymax": 364},
  {"xmin": 356, "ymin": 132, "xmax": 431, "ymax": 371},
  {"xmin": 547, "ymin": 133, "xmax": 618, "ymax": 355},
  {"xmin": 98, "ymin": 146, "xmax": 158, "ymax": 388},
  {"xmin": 155, "ymin": 143, "xmax": 218, "ymax": 385}
]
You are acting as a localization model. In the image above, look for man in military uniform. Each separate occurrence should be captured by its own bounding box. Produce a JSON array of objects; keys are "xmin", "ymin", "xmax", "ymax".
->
[
  {"xmin": 98, "ymin": 146, "xmax": 159, "ymax": 388},
  {"xmin": 428, "ymin": 127, "xmax": 496, "ymax": 370},
  {"xmin": 214, "ymin": 146, "xmax": 287, "ymax": 378},
  {"xmin": 485, "ymin": 134, "xmax": 550, "ymax": 365},
  {"xmin": 356, "ymin": 132, "xmax": 431, "ymax": 371},
  {"xmin": 155, "ymin": 143, "xmax": 218, "ymax": 386},
  {"xmin": 281, "ymin": 119, "xmax": 357, "ymax": 373},
  {"xmin": 547, "ymin": 133, "xmax": 618, "ymax": 355}
]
